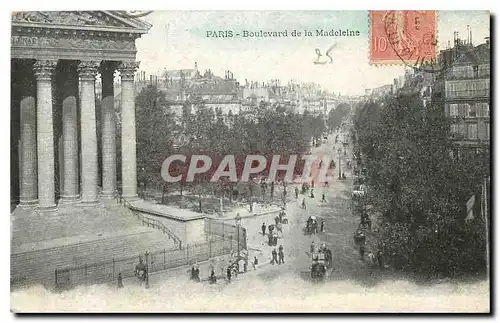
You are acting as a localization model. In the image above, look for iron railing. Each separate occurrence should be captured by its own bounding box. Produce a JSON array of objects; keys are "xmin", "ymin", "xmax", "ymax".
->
[
  {"xmin": 123, "ymin": 199, "xmax": 183, "ymax": 249},
  {"xmin": 54, "ymin": 237, "xmax": 235, "ymax": 291},
  {"xmin": 204, "ymin": 218, "xmax": 247, "ymax": 251}
]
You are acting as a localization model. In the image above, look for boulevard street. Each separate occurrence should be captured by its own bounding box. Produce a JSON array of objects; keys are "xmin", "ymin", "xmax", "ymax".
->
[{"xmin": 240, "ymin": 131, "xmax": 367, "ymax": 284}]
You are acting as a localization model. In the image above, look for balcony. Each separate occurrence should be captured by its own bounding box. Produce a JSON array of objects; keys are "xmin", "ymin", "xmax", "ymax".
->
[
  {"xmin": 446, "ymin": 90, "xmax": 490, "ymax": 99},
  {"xmin": 445, "ymin": 72, "xmax": 490, "ymax": 81}
]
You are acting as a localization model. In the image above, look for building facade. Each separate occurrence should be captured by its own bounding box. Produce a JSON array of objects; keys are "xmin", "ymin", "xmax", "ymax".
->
[
  {"xmin": 440, "ymin": 37, "xmax": 490, "ymax": 150},
  {"xmin": 11, "ymin": 11, "xmax": 150, "ymax": 208}
]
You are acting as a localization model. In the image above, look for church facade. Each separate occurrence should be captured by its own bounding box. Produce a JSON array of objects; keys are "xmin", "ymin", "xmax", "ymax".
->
[{"xmin": 11, "ymin": 11, "xmax": 151, "ymax": 210}]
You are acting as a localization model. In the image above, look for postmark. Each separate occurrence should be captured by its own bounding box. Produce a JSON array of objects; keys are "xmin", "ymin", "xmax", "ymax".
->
[
  {"xmin": 369, "ymin": 10, "xmax": 438, "ymax": 71},
  {"xmin": 115, "ymin": 11, "xmax": 154, "ymax": 19}
]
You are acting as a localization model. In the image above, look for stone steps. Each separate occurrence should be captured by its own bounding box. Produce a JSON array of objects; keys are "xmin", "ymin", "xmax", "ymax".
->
[
  {"xmin": 11, "ymin": 229, "xmax": 176, "ymax": 289},
  {"xmin": 11, "ymin": 202, "xmax": 142, "ymax": 245},
  {"xmin": 10, "ymin": 199, "xmax": 181, "ymax": 289}
]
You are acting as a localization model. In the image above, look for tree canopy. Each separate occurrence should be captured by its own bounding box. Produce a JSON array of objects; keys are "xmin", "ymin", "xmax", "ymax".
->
[{"xmin": 354, "ymin": 89, "xmax": 489, "ymax": 276}]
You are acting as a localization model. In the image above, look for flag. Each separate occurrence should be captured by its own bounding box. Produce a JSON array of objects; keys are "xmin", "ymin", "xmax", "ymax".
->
[{"xmin": 465, "ymin": 195, "xmax": 475, "ymax": 222}]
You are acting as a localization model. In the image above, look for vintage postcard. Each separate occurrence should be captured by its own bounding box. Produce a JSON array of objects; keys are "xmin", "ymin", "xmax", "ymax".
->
[{"xmin": 10, "ymin": 10, "xmax": 490, "ymax": 313}]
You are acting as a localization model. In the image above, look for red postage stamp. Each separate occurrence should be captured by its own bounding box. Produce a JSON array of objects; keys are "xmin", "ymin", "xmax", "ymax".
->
[{"xmin": 369, "ymin": 10, "xmax": 437, "ymax": 66}]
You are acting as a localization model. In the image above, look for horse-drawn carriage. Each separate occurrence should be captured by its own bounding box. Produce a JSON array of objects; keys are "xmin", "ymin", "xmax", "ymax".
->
[
  {"xmin": 304, "ymin": 215, "xmax": 319, "ymax": 235},
  {"xmin": 134, "ymin": 257, "xmax": 147, "ymax": 282},
  {"xmin": 301, "ymin": 183, "xmax": 311, "ymax": 195},
  {"xmin": 309, "ymin": 247, "xmax": 333, "ymax": 283},
  {"xmin": 274, "ymin": 210, "xmax": 288, "ymax": 226},
  {"xmin": 267, "ymin": 228, "xmax": 279, "ymax": 246}
]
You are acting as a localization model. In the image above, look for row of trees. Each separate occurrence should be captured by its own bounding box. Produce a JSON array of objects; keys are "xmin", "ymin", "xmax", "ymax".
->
[
  {"xmin": 327, "ymin": 102, "xmax": 350, "ymax": 132},
  {"xmin": 354, "ymin": 87, "xmax": 489, "ymax": 277},
  {"xmin": 135, "ymin": 85, "xmax": 335, "ymax": 201}
]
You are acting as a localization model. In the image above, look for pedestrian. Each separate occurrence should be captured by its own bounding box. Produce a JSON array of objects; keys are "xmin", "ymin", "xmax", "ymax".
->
[
  {"xmin": 194, "ymin": 263, "xmax": 201, "ymax": 282},
  {"xmin": 268, "ymin": 224, "xmax": 274, "ymax": 235},
  {"xmin": 275, "ymin": 215, "xmax": 279, "ymax": 226},
  {"xmin": 321, "ymin": 193, "xmax": 326, "ymax": 202},
  {"xmin": 295, "ymin": 187, "xmax": 299, "ymax": 199},
  {"xmin": 310, "ymin": 241, "xmax": 316, "ymax": 254},
  {"xmin": 310, "ymin": 189, "xmax": 315, "ymax": 198},
  {"xmin": 354, "ymin": 225, "xmax": 366, "ymax": 261},
  {"xmin": 359, "ymin": 243, "xmax": 366, "ymax": 261},
  {"xmin": 301, "ymin": 198, "xmax": 306, "ymax": 209},
  {"xmin": 271, "ymin": 249, "xmax": 278, "ymax": 265},
  {"xmin": 117, "ymin": 273, "xmax": 123, "ymax": 288},
  {"xmin": 377, "ymin": 249, "xmax": 384, "ymax": 269},
  {"xmin": 311, "ymin": 180, "xmax": 315, "ymax": 188},
  {"xmin": 278, "ymin": 245, "xmax": 285, "ymax": 264},
  {"xmin": 253, "ymin": 256, "xmax": 258, "ymax": 270},
  {"xmin": 321, "ymin": 220, "xmax": 325, "ymax": 232},
  {"xmin": 226, "ymin": 266, "xmax": 232, "ymax": 282},
  {"xmin": 261, "ymin": 222, "xmax": 266, "ymax": 236},
  {"xmin": 209, "ymin": 268, "xmax": 217, "ymax": 284},
  {"xmin": 191, "ymin": 263, "xmax": 197, "ymax": 281}
]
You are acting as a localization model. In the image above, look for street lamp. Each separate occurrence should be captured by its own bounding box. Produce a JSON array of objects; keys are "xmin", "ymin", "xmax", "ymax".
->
[
  {"xmin": 338, "ymin": 148, "xmax": 342, "ymax": 180},
  {"xmin": 235, "ymin": 213, "xmax": 242, "ymax": 272},
  {"xmin": 145, "ymin": 251, "xmax": 150, "ymax": 289},
  {"xmin": 140, "ymin": 167, "xmax": 146, "ymax": 199}
]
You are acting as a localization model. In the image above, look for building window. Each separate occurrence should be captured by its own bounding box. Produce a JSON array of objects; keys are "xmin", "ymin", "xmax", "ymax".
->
[
  {"xmin": 479, "ymin": 64, "xmax": 490, "ymax": 77},
  {"xmin": 449, "ymin": 104, "xmax": 459, "ymax": 117},
  {"xmin": 467, "ymin": 123, "xmax": 478, "ymax": 140},
  {"xmin": 450, "ymin": 124, "xmax": 459, "ymax": 134},
  {"xmin": 473, "ymin": 65, "xmax": 479, "ymax": 78},
  {"xmin": 467, "ymin": 104, "xmax": 477, "ymax": 117},
  {"xmin": 486, "ymin": 123, "xmax": 490, "ymax": 140},
  {"xmin": 483, "ymin": 103, "xmax": 490, "ymax": 117}
]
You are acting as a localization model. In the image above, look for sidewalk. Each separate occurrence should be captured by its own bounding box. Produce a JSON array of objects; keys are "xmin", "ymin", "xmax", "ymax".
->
[{"xmin": 112, "ymin": 247, "xmax": 278, "ymax": 289}]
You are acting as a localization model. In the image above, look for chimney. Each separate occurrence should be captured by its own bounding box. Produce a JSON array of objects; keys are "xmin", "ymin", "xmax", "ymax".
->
[
  {"xmin": 470, "ymin": 26, "xmax": 473, "ymax": 45},
  {"xmin": 467, "ymin": 25, "xmax": 470, "ymax": 44}
]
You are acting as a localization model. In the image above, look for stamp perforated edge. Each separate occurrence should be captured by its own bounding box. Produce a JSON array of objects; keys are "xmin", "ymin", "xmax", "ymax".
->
[{"xmin": 368, "ymin": 10, "xmax": 439, "ymax": 67}]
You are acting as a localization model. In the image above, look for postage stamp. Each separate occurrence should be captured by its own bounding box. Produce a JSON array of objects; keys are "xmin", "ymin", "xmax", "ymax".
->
[{"xmin": 369, "ymin": 10, "xmax": 437, "ymax": 67}]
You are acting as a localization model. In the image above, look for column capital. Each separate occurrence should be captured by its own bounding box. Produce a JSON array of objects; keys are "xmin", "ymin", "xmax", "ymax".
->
[
  {"xmin": 33, "ymin": 60, "xmax": 57, "ymax": 81},
  {"xmin": 118, "ymin": 61, "xmax": 140, "ymax": 81},
  {"xmin": 78, "ymin": 61, "xmax": 100, "ymax": 81}
]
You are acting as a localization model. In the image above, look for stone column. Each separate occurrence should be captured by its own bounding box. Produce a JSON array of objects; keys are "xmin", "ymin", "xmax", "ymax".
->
[
  {"xmin": 78, "ymin": 61, "xmax": 99, "ymax": 204},
  {"xmin": 118, "ymin": 61, "xmax": 139, "ymax": 200},
  {"xmin": 34, "ymin": 60, "xmax": 57, "ymax": 211},
  {"xmin": 19, "ymin": 61, "xmax": 38, "ymax": 206},
  {"xmin": 60, "ymin": 61, "xmax": 80, "ymax": 203},
  {"xmin": 100, "ymin": 62, "xmax": 117, "ymax": 199}
]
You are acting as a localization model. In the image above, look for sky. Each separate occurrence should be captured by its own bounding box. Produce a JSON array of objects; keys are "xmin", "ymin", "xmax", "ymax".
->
[{"xmin": 135, "ymin": 11, "xmax": 489, "ymax": 96}]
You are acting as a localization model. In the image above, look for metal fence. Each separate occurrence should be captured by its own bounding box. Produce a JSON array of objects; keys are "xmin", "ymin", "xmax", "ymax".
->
[
  {"xmin": 204, "ymin": 218, "xmax": 247, "ymax": 251},
  {"xmin": 54, "ymin": 237, "xmax": 235, "ymax": 291}
]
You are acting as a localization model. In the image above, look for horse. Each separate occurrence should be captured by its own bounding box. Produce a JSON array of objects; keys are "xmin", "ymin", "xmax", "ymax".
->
[{"xmin": 135, "ymin": 261, "xmax": 147, "ymax": 282}]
